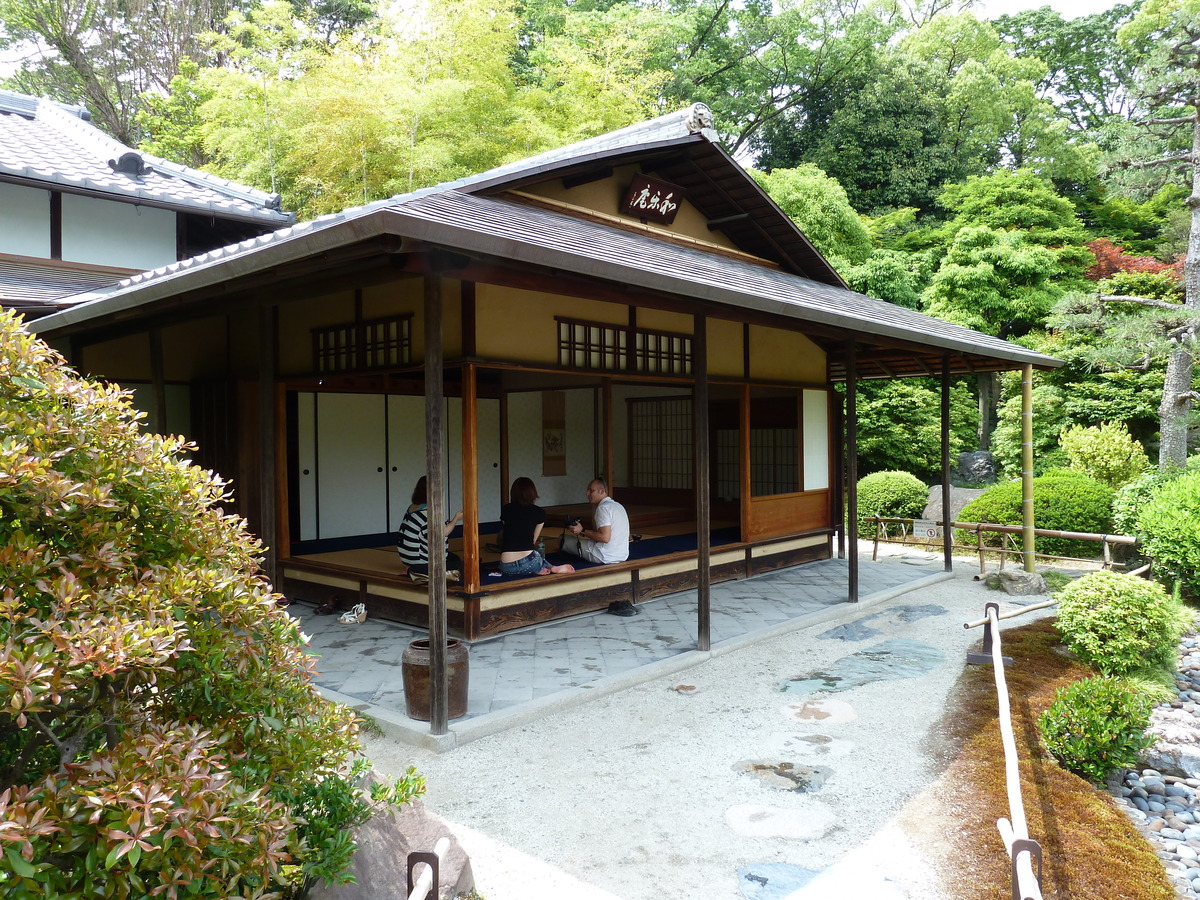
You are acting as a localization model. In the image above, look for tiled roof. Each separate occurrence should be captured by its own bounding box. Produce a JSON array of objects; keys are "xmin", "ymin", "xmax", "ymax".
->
[
  {"xmin": 0, "ymin": 89, "xmax": 293, "ymax": 226},
  {"xmin": 0, "ymin": 254, "xmax": 131, "ymax": 316}
]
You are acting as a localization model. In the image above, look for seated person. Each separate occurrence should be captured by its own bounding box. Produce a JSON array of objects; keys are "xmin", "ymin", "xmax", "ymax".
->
[
  {"xmin": 397, "ymin": 475, "xmax": 463, "ymax": 582},
  {"xmin": 499, "ymin": 477, "xmax": 575, "ymax": 577},
  {"xmin": 560, "ymin": 477, "xmax": 630, "ymax": 565}
]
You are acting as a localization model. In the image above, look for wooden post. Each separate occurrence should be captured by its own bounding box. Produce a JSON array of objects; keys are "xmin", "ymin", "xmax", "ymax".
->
[
  {"xmin": 149, "ymin": 327, "xmax": 166, "ymax": 435},
  {"xmin": 461, "ymin": 362, "xmax": 480, "ymax": 594},
  {"xmin": 739, "ymin": 383, "xmax": 751, "ymax": 541},
  {"xmin": 1021, "ymin": 363, "xmax": 1035, "ymax": 573},
  {"xmin": 833, "ymin": 390, "xmax": 845, "ymax": 559},
  {"xmin": 424, "ymin": 274, "xmax": 449, "ymax": 735},
  {"xmin": 694, "ymin": 315, "xmax": 711, "ymax": 652},
  {"xmin": 846, "ymin": 341, "xmax": 858, "ymax": 603},
  {"xmin": 258, "ymin": 306, "xmax": 278, "ymax": 585},
  {"xmin": 941, "ymin": 356, "xmax": 953, "ymax": 572},
  {"xmin": 602, "ymin": 379, "xmax": 614, "ymax": 494}
]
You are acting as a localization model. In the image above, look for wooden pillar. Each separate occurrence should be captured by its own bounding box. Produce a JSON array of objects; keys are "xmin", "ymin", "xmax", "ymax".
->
[
  {"xmin": 739, "ymin": 383, "xmax": 751, "ymax": 540},
  {"xmin": 424, "ymin": 274, "xmax": 449, "ymax": 735},
  {"xmin": 833, "ymin": 390, "xmax": 845, "ymax": 559},
  {"xmin": 1021, "ymin": 363, "xmax": 1036, "ymax": 573},
  {"xmin": 258, "ymin": 305, "xmax": 278, "ymax": 584},
  {"xmin": 461, "ymin": 362, "xmax": 480, "ymax": 594},
  {"xmin": 845, "ymin": 341, "xmax": 858, "ymax": 603},
  {"xmin": 602, "ymin": 379, "xmax": 614, "ymax": 492},
  {"xmin": 694, "ymin": 315, "xmax": 711, "ymax": 651},
  {"xmin": 941, "ymin": 356, "xmax": 953, "ymax": 571}
]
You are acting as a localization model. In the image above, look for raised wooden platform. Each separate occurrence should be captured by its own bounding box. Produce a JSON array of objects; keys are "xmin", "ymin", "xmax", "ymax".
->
[{"xmin": 279, "ymin": 526, "xmax": 834, "ymax": 640}]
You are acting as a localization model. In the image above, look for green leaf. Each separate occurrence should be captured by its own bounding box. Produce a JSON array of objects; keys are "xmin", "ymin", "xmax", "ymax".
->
[
  {"xmin": 5, "ymin": 847, "xmax": 36, "ymax": 879},
  {"xmin": 10, "ymin": 376, "xmax": 46, "ymax": 393}
]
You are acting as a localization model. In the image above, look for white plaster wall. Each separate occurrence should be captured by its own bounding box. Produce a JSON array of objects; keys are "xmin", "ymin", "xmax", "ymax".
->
[
  {"xmin": 507, "ymin": 389, "xmax": 596, "ymax": 507},
  {"xmin": 61, "ymin": 194, "xmax": 176, "ymax": 269},
  {"xmin": 803, "ymin": 389, "xmax": 830, "ymax": 490},
  {"xmin": 0, "ymin": 182, "xmax": 51, "ymax": 258}
]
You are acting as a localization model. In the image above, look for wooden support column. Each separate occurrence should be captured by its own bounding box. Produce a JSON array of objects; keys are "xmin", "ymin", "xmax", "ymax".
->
[
  {"xmin": 833, "ymin": 390, "xmax": 845, "ymax": 559},
  {"xmin": 461, "ymin": 362, "xmax": 480, "ymax": 594},
  {"xmin": 424, "ymin": 274, "xmax": 449, "ymax": 735},
  {"xmin": 739, "ymin": 383, "xmax": 751, "ymax": 541},
  {"xmin": 941, "ymin": 356, "xmax": 953, "ymax": 571},
  {"xmin": 149, "ymin": 327, "xmax": 167, "ymax": 435},
  {"xmin": 846, "ymin": 341, "xmax": 858, "ymax": 603},
  {"xmin": 1021, "ymin": 363, "xmax": 1036, "ymax": 573},
  {"xmin": 258, "ymin": 305, "xmax": 279, "ymax": 585},
  {"xmin": 694, "ymin": 315, "xmax": 711, "ymax": 652},
  {"xmin": 602, "ymin": 379, "xmax": 614, "ymax": 491}
]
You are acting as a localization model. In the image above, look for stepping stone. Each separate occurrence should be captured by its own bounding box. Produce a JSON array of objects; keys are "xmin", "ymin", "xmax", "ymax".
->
[
  {"xmin": 737, "ymin": 862, "xmax": 819, "ymax": 899},
  {"xmin": 766, "ymin": 732, "xmax": 855, "ymax": 759},
  {"xmin": 725, "ymin": 802, "xmax": 835, "ymax": 840},
  {"xmin": 780, "ymin": 639, "xmax": 945, "ymax": 695},
  {"xmin": 817, "ymin": 619, "xmax": 882, "ymax": 642},
  {"xmin": 733, "ymin": 759, "xmax": 831, "ymax": 793},
  {"xmin": 781, "ymin": 698, "xmax": 857, "ymax": 725}
]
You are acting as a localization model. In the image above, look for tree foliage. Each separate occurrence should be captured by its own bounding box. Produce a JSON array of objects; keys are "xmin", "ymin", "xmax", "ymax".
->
[{"xmin": 0, "ymin": 311, "xmax": 418, "ymax": 896}]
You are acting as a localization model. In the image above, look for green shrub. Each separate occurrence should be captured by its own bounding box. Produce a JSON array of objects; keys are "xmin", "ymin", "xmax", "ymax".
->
[
  {"xmin": 1055, "ymin": 571, "xmax": 1188, "ymax": 675},
  {"xmin": 991, "ymin": 383, "xmax": 1070, "ymax": 477},
  {"xmin": 1039, "ymin": 675, "xmax": 1153, "ymax": 783},
  {"xmin": 0, "ymin": 311, "xmax": 421, "ymax": 898},
  {"xmin": 1059, "ymin": 421, "xmax": 1150, "ymax": 490},
  {"xmin": 958, "ymin": 471, "xmax": 1115, "ymax": 558},
  {"xmin": 1139, "ymin": 471, "xmax": 1200, "ymax": 596},
  {"xmin": 856, "ymin": 470, "xmax": 928, "ymax": 533}
]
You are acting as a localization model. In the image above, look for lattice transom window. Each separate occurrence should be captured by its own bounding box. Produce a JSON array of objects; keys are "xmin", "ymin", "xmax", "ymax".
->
[
  {"xmin": 313, "ymin": 314, "xmax": 412, "ymax": 373},
  {"xmin": 557, "ymin": 317, "xmax": 691, "ymax": 374},
  {"xmin": 629, "ymin": 397, "xmax": 693, "ymax": 489}
]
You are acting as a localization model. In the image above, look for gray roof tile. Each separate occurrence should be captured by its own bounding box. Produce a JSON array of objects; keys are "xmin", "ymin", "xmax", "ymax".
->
[{"xmin": 0, "ymin": 89, "xmax": 293, "ymax": 225}]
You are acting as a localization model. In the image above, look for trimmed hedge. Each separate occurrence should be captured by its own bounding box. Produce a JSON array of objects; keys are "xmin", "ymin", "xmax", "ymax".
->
[
  {"xmin": 1055, "ymin": 570, "xmax": 1188, "ymax": 676},
  {"xmin": 856, "ymin": 470, "xmax": 928, "ymax": 533},
  {"xmin": 1039, "ymin": 676, "xmax": 1154, "ymax": 784},
  {"xmin": 1139, "ymin": 471, "xmax": 1200, "ymax": 596},
  {"xmin": 958, "ymin": 471, "xmax": 1114, "ymax": 558}
]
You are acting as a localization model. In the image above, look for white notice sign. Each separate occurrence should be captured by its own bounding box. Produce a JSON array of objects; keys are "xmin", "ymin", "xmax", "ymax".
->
[{"xmin": 913, "ymin": 520, "xmax": 942, "ymax": 539}]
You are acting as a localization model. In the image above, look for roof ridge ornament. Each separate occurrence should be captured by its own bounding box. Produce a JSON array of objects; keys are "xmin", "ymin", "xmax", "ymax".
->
[
  {"xmin": 108, "ymin": 151, "xmax": 153, "ymax": 178},
  {"xmin": 685, "ymin": 104, "xmax": 715, "ymax": 134}
]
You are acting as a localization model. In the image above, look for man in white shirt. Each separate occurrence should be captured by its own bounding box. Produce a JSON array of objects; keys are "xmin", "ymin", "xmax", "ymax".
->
[{"xmin": 561, "ymin": 477, "xmax": 630, "ymax": 565}]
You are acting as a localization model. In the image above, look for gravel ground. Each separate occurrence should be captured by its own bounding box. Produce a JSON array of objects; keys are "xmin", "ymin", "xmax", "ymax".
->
[{"xmin": 365, "ymin": 549, "xmax": 1056, "ymax": 900}]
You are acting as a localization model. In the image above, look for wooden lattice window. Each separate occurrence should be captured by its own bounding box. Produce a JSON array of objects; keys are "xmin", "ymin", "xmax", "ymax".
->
[
  {"xmin": 313, "ymin": 314, "xmax": 412, "ymax": 373},
  {"xmin": 629, "ymin": 397, "xmax": 693, "ymax": 489},
  {"xmin": 557, "ymin": 317, "xmax": 691, "ymax": 374}
]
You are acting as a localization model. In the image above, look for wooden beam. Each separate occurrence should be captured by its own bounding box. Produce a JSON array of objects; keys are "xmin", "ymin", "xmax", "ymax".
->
[
  {"xmin": 603, "ymin": 380, "xmax": 614, "ymax": 496},
  {"xmin": 461, "ymin": 362, "xmax": 480, "ymax": 594},
  {"xmin": 739, "ymin": 383, "xmax": 751, "ymax": 539},
  {"xmin": 846, "ymin": 340, "xmax": 858, "ymax": 603},
  {"xmin": 424, "ymin": 274, "xmax": 449, "ymax": 735},
  {"xmin": 259, "ymin": 305, "xmax": 279, "ymax": 585},
  {"xmin": 941, "ymin": 356, "xmax": 953, "ymax": 572},
  {"xmin": 694, "ymin": 314, "xmax": 711, "ymax": 652}
]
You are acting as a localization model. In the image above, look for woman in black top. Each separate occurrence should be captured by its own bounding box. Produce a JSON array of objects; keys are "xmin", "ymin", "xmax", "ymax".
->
[{"xmin": 499, "ymin": 477, "xmax": 574, "ymax": 577}]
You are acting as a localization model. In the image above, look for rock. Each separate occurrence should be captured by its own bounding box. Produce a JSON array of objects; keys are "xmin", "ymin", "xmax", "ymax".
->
[
  {"xmin": 954, "ymin": 451, "xmax": 997, "ymax": 486},
  {"xmin": 994, "ymin": 571, "xmax": 1048, "ymax": 596},
  {"xmin": 733, "ymin": 759, "xmax": 832, "ymax": 793},
  {"xmin": 306, "ymin": 790, "xmax": 473, "ymax": 900},
  {"xmin": 922, "ymin": 485, "xmax": 986, "ymax": 523}
]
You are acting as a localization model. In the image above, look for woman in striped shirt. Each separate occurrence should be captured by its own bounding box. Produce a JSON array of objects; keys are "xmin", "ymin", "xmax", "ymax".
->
[{"xmin": 397, "ymin": 475, "xmax": 463, "ymax": 582}]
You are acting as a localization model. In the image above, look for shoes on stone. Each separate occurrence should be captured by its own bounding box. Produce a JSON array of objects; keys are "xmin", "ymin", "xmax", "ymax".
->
[
  {"xmin": 338, "ymin": 602, "xmax": 367, "ymax": 625},
  {"xmin": 607, "ymin": 600, "xmax": 639, "ymax": 617}
]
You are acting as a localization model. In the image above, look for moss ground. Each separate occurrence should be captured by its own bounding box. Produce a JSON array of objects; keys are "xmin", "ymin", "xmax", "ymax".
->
[{"xmin": 928, "ymin": 618, "xmax": 1175, "ymax": 900}]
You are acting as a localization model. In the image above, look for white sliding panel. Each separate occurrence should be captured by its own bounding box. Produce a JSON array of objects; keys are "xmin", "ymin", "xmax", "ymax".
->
[
  {"xmin": 803, "ymin": 389, "xmax": 830, "ymax": 491},
  {"xmin": 476, "ymin": 398, "xmax": 502, "ymax": 521},
  {"xmin": 317, "ymin": 392, "xmax": 387, "ymax": 537},
  {"xmin": 387, "ymin": 394, "xmax": 427, "ymax": 533},
  {"xmin": 296, "ymin": 392, "xmax": 318, "ymax": 540}
]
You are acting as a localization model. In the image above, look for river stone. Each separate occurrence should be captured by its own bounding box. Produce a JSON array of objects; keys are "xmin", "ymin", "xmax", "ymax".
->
[
  {"xmin": 766, "ymin": 732, "xmax": 856, "ymax": 759},
  {"xmin": 737, "ymin": 862, "xmax": 820, "ymax": 899},
  {"xmin": 992, "ymin": 570, "xmax": 1048, "ymax": 596},
  {"xmin": 725, "ymin": 802, "xmax": 836, "ymax": 840},
  {"xmin": 306, "ymin": 790, "xmax": 473, "ymax": 900},
  {"xmin": 955, "ymin": 450, "xmax": 997, "ymax": 485},
  {"xmin": 780, "ymin": 639, "xmax": 945, "ymax": 694},
  {"xmin": 733, "ymin": 759, "xmax": 832, "ymax": 793},
  {"xmin": 781, "ymin": 698, "xmax": 858, "ymax": 725}
]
